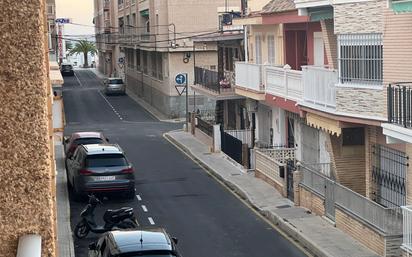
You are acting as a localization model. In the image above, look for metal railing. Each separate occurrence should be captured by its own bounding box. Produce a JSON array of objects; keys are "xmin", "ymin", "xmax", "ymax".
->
[
  {"xmin": 235, "ymin": 62, "xmax": 265, "ymax": 92},
  {"xmin": 301, "ymin": 166, "xmax": 402, "ymax": 235},
  {"xmin": 196, "ymin": 116, "xmax": 214, "ymax": 137},
  {"xmin": 265, "ymin": 65, "xmax": 303, "ymax": 101},
  {"xmin": 302, "ymin": 65, "xmax": 338, "ymax": 111},
  {"xmin": 194, "ymin": 67, "xmax": 220, "ymax": 92},
  {"xmin": 301, "ymin": 162, "xmax": 334, "ymax": 179},
  {"xmin": 388, "ymin": 83, "xmax": 412, "ymax": 128},
  {"xmin": 225, "ymin": 129, "xmax": 253, "ymax": 147}
]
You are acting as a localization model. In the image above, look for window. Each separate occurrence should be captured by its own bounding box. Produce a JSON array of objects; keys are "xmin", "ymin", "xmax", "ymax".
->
[
  {"xmin": 86, "ymin": 154, "xmax": 128, "ymax": 167},
  {"xmin": 151, "ymin": 52, "xmax": 157, "ymax": 77},
  {"xmin": 157, "ymin": 52, "xmax": 163, "ymax": 80},
  {"xmin": 136, "ymin": 49, "xmax": 141, "ymax": 71},
  {"xmin": 338, "ymin": 33, "xmax": 382, "ymax": 85},
  {"xmin": 267, "ymin": 35, "xmax": 275, "ymax": 65},
  {"xmin": 142, "ymin": 51, "xmax": 148, "ymax": 74},
  {"xmin": 255, "ymin": 35, "xmax": 262, "ymax": 64},
  {"xmin": 342, "ymin": 127, "xmax": 365, "ymax": 146},
  {"xmin": 47, "ymin": 4, "xmax": 54, "ymax": 15}
]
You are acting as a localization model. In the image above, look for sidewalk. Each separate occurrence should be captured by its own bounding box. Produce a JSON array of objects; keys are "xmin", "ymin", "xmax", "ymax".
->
[
  {"xmin": 164, "ymin": 130, "xmax": 381, "ymax": 257},
  {"xmin": 88, "ymin": 68, "xmax": 184, "ymax": 123},
  {"xmin": 56, "ymin": 143, "xmax": 75, "ymax": 257}
]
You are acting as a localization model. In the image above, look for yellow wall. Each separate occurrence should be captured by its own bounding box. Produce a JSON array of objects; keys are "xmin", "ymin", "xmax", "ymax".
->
[{"xmin": 248, "ymin": 24, "xmax": 284, "ymax": 65}]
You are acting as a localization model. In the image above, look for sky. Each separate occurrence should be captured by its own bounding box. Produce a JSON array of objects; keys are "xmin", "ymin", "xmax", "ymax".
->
[{"xmin": 56, "ymin": 0, "xmax": 95, "ymax": 39}]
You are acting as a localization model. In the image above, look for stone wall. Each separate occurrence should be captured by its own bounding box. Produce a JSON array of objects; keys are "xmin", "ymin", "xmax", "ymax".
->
[
  {"xmin": 0, "ymin": 0, "xmax": 56, "ymax": 256},
  {"xmin": 334, "ymin": 0, "xmax": 385, "ymax": 34},
  {"xmin": 336, "ymin": 87, "xmax": 386, "ymax": 119}
]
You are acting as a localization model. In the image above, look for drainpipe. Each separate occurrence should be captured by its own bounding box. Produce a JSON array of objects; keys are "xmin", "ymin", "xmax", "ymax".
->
[
  {"xmin": 244, "ymin": 25, "xmax": 248, "ymax": 62},
  {"xmin": 16, "ymin": 234, "xmax": 41, "ymax": 257}
]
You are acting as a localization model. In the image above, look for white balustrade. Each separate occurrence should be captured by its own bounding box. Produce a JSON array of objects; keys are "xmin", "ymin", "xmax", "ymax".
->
[
  {"xmin": 265, "ymin": 65, "xmax": 303, "ymax": 101},
  {"xmin": 235, "ymin": 62, "xmax": 264, "ymax": 92}
]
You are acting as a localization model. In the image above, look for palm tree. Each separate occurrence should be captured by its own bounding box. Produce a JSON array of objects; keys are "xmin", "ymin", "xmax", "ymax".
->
[{"xmin": 68, "ymin": 40, "xmax": 97, "ymax": 68}]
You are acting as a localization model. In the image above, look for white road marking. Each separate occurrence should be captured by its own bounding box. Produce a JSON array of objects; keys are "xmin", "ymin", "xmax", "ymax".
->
[
  {"xmin": 97, "ymin": 90, "xmax": 123, "ymax": 120},
  {"xmin": 148, "ymin": 217, "xmax": 155, "ymax": 225},
  {"xmin": 141, "ymin": 205, "xmax": 148, "ymax": 212},
  {"xmin": 74, "ymin": 72, "xmax": 83, "ymax": 87},
  {"xmin": 136, "ymin": 195, "xmax": 142, "ymax": 201}
]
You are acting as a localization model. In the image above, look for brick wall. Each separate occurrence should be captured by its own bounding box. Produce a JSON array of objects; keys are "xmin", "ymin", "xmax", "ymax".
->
[
  {"xmin": 299, "ymin": 186, "xmax": 325, "ymax": 216},
  {"xmin": 334, "ymin": 0, "xmax": 385, "ymax": 34},
  {"xmin": 320, "ymin": 19, "xmax": 337, "ymax": 69},
  {"xmin": 331, "ymin": 134, "xmax": 366, "ymax": 195},
  {"xmin": 0, "ymin": 1, "xmax": 56, "ymax": 256},
  {"xmin": 336, "ymin": 208, "xmax": 384, "ymax": 256},
  {"xmin": 365, "ymin": 126, "xmax": 378, "ymax": 199},
  {"xmin": 336, "ymin": 87, "xmax": 386, "ymax": 119}
]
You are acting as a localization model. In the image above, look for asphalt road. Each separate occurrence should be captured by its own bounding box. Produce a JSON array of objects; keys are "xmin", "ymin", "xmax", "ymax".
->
[{"xmin": 63, "ymin": 69, "xmax": 308, "ymax": 257}]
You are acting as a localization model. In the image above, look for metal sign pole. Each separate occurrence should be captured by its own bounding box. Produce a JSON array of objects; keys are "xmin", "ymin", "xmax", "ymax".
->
[{"xmin": 185, "ymin": 73, "xmax": 189, "ymax": 132}]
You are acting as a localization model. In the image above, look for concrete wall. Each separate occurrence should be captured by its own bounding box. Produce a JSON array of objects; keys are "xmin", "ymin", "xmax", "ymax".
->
[
  {"xmin": 334, "ymin": 0, "xmax": 385, "ymax": 34},
  {"xmin": 0, "ymin": 0, "xmax": 56, "ymax": 256}
]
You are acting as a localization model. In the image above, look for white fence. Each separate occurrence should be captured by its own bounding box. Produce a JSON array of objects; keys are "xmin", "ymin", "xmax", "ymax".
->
[
  {"xmin": 402, "ymin": 206, "xmax": 412, "ymax": 252},
  {"xmin": 265, "ymin": 65, "xmax": 303, "ymax": 101},
  {"xmin": 302, "ymin": 66, "xmax": 338, "ymax": 111},
  {"xmin": 235, "ymin": 62, "xmax": 265, "ymax": 92}
]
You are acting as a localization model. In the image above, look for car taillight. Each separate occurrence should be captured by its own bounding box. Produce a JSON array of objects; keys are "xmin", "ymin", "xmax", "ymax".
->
[
  {"xmin": 121, "ymin": 167, "xmax": 134, "ymax": 174},
  {"xmin": 80, "ymin": 169, "xmax": 93, "ymax": 175}
]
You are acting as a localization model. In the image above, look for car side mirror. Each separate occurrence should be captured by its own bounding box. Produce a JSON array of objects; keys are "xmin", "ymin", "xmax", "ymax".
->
[
  {"xmin": 64, "ymin": 137, "xmax": 70, "ymax": 144},
  {"xmin": 171, "ymin": 237, "xmax": 178, "ymax": 245},
  {"xmin": 106, "ymin": 138, "xmax": 109, "ymax": 142},
  {"xmin": 88, "ymin": 242, "xmax": 97, "ymax": 250}
]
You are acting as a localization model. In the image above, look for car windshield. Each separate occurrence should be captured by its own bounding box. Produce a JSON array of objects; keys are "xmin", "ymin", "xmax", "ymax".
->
[
  {"xmin": 109, "ymin": 79, "xmax": 123, "ymax": 84},
  {"xmin": 86, "ymin": 154, "xmax": 128, "ymax": 167},
  {"xmin": 73, "ymin": 138, "xmax": 104, "ymax": 146},
  {"xmin": 62, "ymin": 65, "xmax": 72, "ymax": 69}
]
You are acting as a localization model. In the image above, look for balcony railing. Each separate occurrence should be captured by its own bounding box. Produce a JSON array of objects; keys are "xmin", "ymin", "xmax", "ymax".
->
[
  {"xmin": 235, "ymin": 62, "xmax": 265, "ymax": 92},
  {"xmin": 265, "ymin": 65, "xmax": 303, "ymax": 101},
  {"xmin": 302, "ymin": 65, "xmax": 338, "ymax": 112},
  {"xmin": 194, "ymin": 67, "xmax": 236, "ymax": 95},
  {"xmin": 388, "ymin": 83, "xmax": 412, "ymax": 128}
]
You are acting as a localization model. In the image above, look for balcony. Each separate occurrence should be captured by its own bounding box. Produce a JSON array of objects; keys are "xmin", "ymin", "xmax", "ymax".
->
[
  {"xmin": 235, "ymin": 62, "xmax": 265, "ymax": 100},
  {"xmin": 383, "ymin": 83, "xmax": 412, "ymax": 144},
  {"xmin": 302, "ymin": 65, "xmax": 338, "ymax": 113},
  {"xmin": 265, "ymin": 65, "xmax": 303, "ymax": 102},
  {"xmin": 191, "ymin": 67, "xmax": 241, "ymax": 100}
]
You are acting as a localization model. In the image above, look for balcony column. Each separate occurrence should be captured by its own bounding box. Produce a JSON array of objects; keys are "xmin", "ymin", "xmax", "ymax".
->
[
  {"xmin": 406, "ymin": 143, "xmax": 412, "ymax": 204},
  {"xmin": 365, "ymin": 126, "xmax": 378, "ymax": 200}
]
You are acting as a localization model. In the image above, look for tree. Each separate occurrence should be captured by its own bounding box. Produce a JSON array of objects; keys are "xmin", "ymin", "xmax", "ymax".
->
[{"xmin": 68, "ymin": 40, "xmax": 97, "ymax": 68}]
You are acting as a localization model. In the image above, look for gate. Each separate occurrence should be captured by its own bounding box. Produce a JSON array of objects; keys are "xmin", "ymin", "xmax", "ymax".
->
[
  {"xmin": 221, "ymin": 129, "xmax": 243, "ymax": 164},
  {"xmin": 286, "ymin": 161, "xmax": 295, "ymax": 201},
  {"xmin": 325, "ymin": 179, "xmax": 335, "ymax": 221}
]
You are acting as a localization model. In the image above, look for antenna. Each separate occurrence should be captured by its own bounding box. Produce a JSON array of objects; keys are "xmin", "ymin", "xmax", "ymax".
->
[{"xmin": 140, "ymin": 231, "xmax": 143, "ymax": 246}]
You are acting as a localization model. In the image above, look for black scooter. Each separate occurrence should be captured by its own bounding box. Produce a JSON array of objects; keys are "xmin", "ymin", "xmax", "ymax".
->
[{"xmin": 74, "ymin": 194, "xmax": 138, "ymax": 239}]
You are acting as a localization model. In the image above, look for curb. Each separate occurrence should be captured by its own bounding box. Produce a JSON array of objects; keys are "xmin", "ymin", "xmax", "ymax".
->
[{"xmin": 164, "ymin": 132, "xmax": 333, "ymax": 257}]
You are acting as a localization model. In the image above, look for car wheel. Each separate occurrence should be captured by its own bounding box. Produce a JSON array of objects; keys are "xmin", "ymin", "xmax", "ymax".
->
[{"xmin": 74, "ymin": 220, "xmax": 90, "ymax": 239}]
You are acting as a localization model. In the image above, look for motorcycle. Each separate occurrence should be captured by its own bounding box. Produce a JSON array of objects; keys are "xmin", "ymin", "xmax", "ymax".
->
[{"xmin": 74, "ymin": 194, "xmax": 138, "ymax": 239}]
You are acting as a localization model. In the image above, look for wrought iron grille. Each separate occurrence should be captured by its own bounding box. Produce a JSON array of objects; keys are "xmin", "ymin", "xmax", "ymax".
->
[
  {"xmin": 388, "ymin": 83, "xmax": 412, "ymax": 128},
  {"xmin": 372, "ymin": 144, "xmax": 408, "ymax": 208}
]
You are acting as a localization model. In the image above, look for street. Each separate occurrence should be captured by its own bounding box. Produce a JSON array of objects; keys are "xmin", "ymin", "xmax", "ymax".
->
[{"xmin": 63, "ymin": 69, "xmax": 308, "ymax": 257}]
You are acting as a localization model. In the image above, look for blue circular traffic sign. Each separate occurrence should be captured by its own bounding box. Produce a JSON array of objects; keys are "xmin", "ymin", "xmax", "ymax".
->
[{"xmin": 175, "ymin": 73, "xmax": 186, "ymax": 85}]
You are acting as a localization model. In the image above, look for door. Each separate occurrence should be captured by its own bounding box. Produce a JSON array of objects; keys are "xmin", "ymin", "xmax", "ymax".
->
[
  {"xmin": 287, "ymin": 160, "xmax": 295, "ymax": 201},
  {"xmin": 301, "ymin": 125, "xmax": 320, "ymax": 164},
  {"xmin": 285, "ymin": 30, "xmax": 307, "ymax": 70},
  {"xmin": 314, "ymin": 32, "xmax": 325, "ymax": 66},
  {"xmin": 287, "ymin": 118, "xmax": 295, "ymax": 148}
]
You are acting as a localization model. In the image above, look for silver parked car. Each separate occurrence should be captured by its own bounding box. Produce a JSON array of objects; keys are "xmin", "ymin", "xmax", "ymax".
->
[{"xmin": 104, "ymin": 78, "xmax": 126, "ymax": 95}]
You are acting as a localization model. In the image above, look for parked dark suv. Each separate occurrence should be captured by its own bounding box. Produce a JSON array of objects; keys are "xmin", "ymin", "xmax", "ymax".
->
[
  {"xmin": 88, "ymin": 228, "xmax": 181, "ymax": 257},
  {"xmin": 66, "ymin": 144, "xmax": 135, "ymax": 200},
  {"xmin": 60, "ymin": 63, "xmax": 74, "ymax": 76}
]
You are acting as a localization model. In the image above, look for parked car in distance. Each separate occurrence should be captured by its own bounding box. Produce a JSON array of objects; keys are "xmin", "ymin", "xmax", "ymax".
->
[
  {"xmin": 64, "ymin": 131, "xmax": 109, "ymax": 160},
  {"xmin": 104, "ymin": 78, "xmax": 126, "ymax": 95},
  {"xmin": 66, "ymin": 144, "xmax": 135, "ymax": 200},
  {"xmin": 60, "ymin": 63, "xmax": 74, "ymax": 76},
  {"xmin": 88, "ymin": 228, "xmax": 180, "ymax": 257}
]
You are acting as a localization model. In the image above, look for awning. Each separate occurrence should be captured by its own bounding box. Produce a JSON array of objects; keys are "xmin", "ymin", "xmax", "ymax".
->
[
  {"xmin": 306, "ymin": 113, "xmax": 341, "ymax": 136},
  {"xmin": 391, "ymin": 0, "xmax": 412, "ymax": 13},
  {"xmin": 309, "ymin": 7, "xmax": 333, "ymax": 21},
  {"xmin": 140, "ymin": 9, "xmax": 149, "ymax": 17}
]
